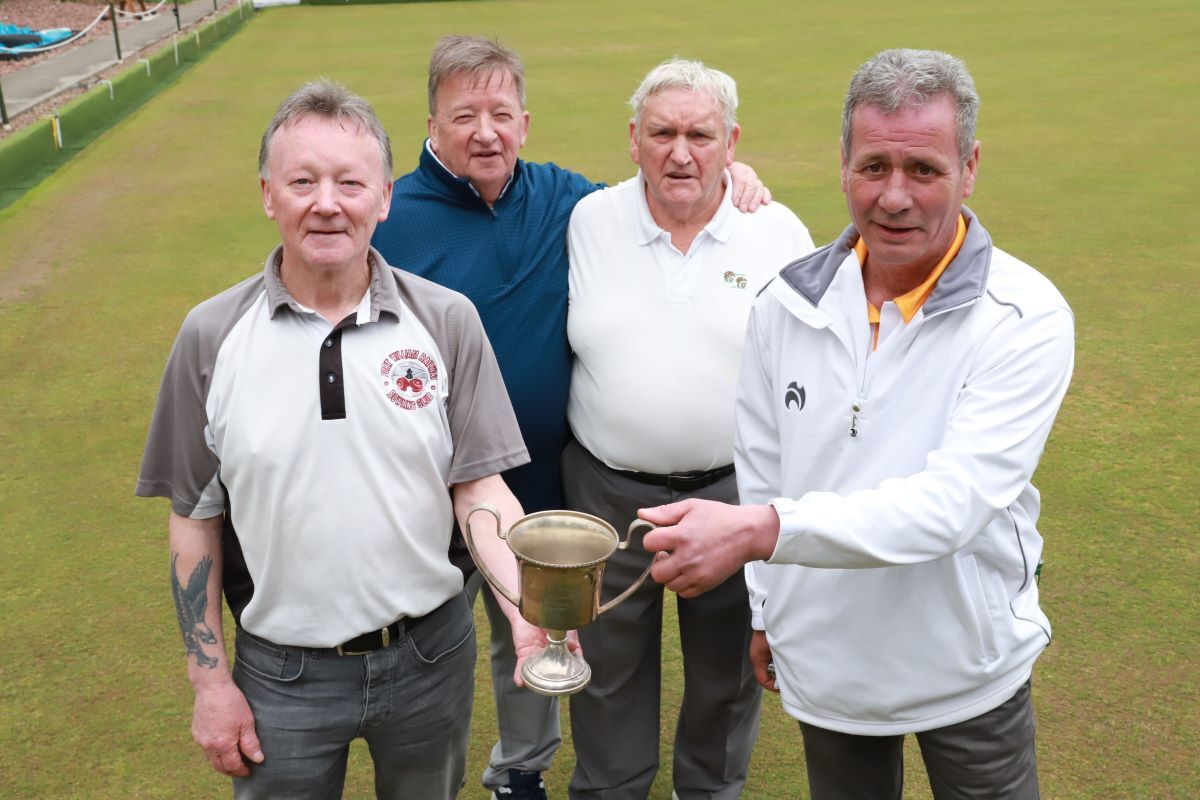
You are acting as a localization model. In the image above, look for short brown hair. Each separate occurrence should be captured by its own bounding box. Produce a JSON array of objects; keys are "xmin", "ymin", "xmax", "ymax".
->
[{"xmin": 427, "ymin": 35, "xmax": 526, "ymax": 114}]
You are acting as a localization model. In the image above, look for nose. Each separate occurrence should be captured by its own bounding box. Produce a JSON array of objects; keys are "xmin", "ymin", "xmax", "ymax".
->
[
  {"xmin": 474, "ymin": 115, "xmax": 499, "ymax": 144},
  {"xmin": 878, "ymin": 172, "xmax": 911, "ymax": 214},
  {"xmin": 669, "ymin": 135, "xmax": 692, "ymax": 166},
  {"xmin": 312, "ymin": 179, "xmax": 339, "ymax": 215}
]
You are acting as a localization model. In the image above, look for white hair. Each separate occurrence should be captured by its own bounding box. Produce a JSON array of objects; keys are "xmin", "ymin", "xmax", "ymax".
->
[{"xmin": 629, "ymin": 58, "xmax": 738, "ymax": 138}]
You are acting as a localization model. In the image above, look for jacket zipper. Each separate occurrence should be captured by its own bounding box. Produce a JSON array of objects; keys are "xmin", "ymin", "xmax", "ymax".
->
[{"xmin": 850, "ymin": 397, "xmax": 864, "ymax": 438}]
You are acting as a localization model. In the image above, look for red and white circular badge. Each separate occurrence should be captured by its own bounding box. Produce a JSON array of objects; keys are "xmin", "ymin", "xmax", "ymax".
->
[{"xmin": 380, "ymin": 349, "xmax": 439, "ymax": 410}]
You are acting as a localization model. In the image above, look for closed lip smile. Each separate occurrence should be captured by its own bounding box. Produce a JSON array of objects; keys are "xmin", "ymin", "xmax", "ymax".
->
[{"xmin": 874, "ymin": 221, "xmax": 919, "ymax": 235}]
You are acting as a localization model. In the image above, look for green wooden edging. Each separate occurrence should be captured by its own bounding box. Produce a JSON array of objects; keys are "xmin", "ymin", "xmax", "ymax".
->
[
  {"xmin": 0, "ymin": 4, "xmax": 253, "ymax": 209},
  {"xmin": 0, "ymin": 118, "xmax": 57, "ymax": 191}
]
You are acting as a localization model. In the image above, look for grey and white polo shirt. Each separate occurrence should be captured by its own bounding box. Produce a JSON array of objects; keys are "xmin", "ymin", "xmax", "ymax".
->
[{"xmin": 136, "ymin": 246, "xmax": 529, "ymax": 647}]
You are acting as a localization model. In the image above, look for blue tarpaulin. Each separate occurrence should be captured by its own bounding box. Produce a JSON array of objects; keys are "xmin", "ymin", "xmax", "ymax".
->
[{"xmin": 0, "ymin": 24, "xmax": 76, "ymax": 57}]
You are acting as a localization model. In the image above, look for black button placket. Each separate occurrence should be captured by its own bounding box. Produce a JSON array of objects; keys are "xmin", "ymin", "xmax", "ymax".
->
[{"xmin": 319, "ymin": 313, "xmax": 357, "ymax": 421}]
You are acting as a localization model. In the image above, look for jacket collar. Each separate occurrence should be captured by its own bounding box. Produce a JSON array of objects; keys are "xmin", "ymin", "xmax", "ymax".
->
[
  {"xmin": 418, "ymin": 139, "xmax": 522, "ymax": 211},
  {"xmin": 777, "ymin": 205, "xmax": 992, "ymax": 318},
  {"xmin": 263, "ymin": 245, "xmax": 402, "ymax": 323}
]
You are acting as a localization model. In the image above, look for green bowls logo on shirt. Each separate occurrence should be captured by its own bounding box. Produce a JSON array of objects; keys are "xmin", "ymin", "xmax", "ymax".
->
[
  {"xmin": 380, "ymin": 349, "xmax": 439, "ymax": 410},
  {"xmin": 723, "ymin": 270, "xmax": 749, "ymax": 289}
]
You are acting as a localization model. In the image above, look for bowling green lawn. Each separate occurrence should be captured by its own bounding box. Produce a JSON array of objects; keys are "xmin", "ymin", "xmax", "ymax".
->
[{"xmin": 0, "ymin": 0, "xmax": 1195, "ymax": 797}]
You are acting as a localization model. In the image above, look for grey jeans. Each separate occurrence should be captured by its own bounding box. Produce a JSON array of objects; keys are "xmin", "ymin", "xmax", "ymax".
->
[
  {"xmin": 230, "ymin": 592, "xmax": 476, "ymax": 800},
  {"xmin": 800, "ymin": 681, "xmax": 1040, "ymax": 800}
]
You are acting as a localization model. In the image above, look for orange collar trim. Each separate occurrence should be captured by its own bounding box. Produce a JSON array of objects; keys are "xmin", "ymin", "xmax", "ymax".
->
[{"xmin": 861, "ymin": 214, "xmax": 968, "ymax": 323}]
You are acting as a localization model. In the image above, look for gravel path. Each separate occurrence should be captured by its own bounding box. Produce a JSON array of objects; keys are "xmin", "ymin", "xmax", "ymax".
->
[{"xmin": 0, "ymin": 0, "xmax": 146, "ymax": 78}]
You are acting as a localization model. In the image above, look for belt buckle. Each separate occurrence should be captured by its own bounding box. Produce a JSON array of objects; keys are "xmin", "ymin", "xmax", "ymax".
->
[
  {"xmin": 336, "ymin": 626, "xmax": 390, "ymax": 656},
  {"xmin": 665, "ymin": 472, "xmax": 699, "ymax": 489}
]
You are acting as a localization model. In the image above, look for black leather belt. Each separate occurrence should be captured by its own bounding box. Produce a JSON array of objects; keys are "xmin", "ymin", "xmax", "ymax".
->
[
  {"xmin": 335, "ymin": 612, "xmax": 428, "ymax": 656},
  {"xmin": 617, "ymin": 463, "xmax": 735, "ymax": 492}
]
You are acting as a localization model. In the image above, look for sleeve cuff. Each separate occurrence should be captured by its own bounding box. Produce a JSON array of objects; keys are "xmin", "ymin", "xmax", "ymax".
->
[{"xmin": 765, "ymin": 496, "xmax": 799, "ymax": 564}]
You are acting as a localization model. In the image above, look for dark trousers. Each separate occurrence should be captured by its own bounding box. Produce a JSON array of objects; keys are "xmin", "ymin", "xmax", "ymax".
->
[
  {"xmin": 563, "ymin": 439, "xmax": 762, "ymax": 800},
  {"xmin": 800, "ymin": 681, "xmax": 1040, "ymax": 800}
]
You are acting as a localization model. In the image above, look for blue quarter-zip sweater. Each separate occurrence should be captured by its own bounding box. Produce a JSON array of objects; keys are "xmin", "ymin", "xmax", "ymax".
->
[{"xmin": 372, "ymin": 143, "xmax": 600, "ymax": 513}]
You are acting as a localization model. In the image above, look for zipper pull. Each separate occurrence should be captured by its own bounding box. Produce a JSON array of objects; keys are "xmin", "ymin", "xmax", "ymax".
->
[{"xmin": 849, "ymin": 402, "xmax": 862, "ymax": 438}]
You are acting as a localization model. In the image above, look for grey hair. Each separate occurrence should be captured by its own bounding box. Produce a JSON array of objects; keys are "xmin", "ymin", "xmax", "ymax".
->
[
  {"xmin": 629, "ymin": 58, "xmax": 739, "ymax": 138},
  {"xmin": 841, "ymin": 49, "xmax": 979, "ymax": 164},
  {"xmin": 258, "ymin": 79, "xmax": 392, "ymax": 180},
  {"xmin": 427, "ymin": 35, "xmax": 526, "ymax": 114}
]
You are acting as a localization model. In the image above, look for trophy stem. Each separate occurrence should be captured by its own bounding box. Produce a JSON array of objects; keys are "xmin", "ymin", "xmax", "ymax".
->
[{"xmin": 520, "ymin": 628, "xmax": 591, "ymax": 696}]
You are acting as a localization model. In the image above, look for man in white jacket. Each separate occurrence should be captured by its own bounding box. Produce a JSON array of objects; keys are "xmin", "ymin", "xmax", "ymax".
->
[{"xmin": 640, "ymin": 49, "xmax": 1074, "ymax": 799}]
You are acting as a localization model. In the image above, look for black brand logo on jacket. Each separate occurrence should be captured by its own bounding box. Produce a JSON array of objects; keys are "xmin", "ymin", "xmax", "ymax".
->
[{"xmin": 784, "ymin": 381, "xmax": 806, "ymax": 411}]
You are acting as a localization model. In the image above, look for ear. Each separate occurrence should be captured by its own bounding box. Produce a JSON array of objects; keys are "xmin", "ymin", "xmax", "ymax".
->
[
  {"xmin": 378, "ymin": 179, "xmax": 394, "ymax": 223},
  {"xmin": 725, "ymin": 124, "xmax": 741, "ymax": 166},
  {"xmin": 519, "ymin": 110, "xmax": 530, "ymax": 148},
  {"xmin": 961, "ymin": 140, "xmax": 981, "ymax": 199},
  {"xmin": 629, "ymin": 120, "xmax": 640, "ymax": 166},
  {"xmin": 261, "ymin": 176, "xmax": 275, "ymax": 220},
  {"xmin": 427, "ymin": 115, "xmax": 438, "ymax": 154},
  {"xmin": 839, "ymin": 140, "xmax": 850, "ymax": 195}
]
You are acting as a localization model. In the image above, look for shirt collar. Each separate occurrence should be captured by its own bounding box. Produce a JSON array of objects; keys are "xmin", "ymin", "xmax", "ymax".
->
[
  {"xmin": 262, "ymin": 245, "xmax": 403, "ymax": 323},
  {"xmin": 633, "ymin": 169, "xmax": 735, "ymax": 246},
  {"xmin": 858, "ymin": 213, "xmax": 968, "ymax": 323}
]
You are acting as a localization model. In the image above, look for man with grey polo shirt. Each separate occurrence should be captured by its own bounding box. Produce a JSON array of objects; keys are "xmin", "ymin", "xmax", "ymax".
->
[
  {"xmin": 136, "ymin": 80, "xmax": 545, "ymax": 799},
  {"xmin": 563, "ymin": 59, "xmax": 814, "ymax": 800}
]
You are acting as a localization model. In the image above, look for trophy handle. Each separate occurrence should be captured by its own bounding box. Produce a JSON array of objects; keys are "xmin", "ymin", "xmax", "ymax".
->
[
  {"xmin": 597, "ymin": 519, "xmax": 657, "ymax": 616},
  {"xmin": 464, "ymin": 503, "xmax": 521, "ymax": 607}
]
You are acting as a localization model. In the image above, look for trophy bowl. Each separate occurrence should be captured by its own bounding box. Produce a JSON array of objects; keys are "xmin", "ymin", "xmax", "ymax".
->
[{"xmin": 465, "ymin": 506, "xmax": 654, "ymax": 696}]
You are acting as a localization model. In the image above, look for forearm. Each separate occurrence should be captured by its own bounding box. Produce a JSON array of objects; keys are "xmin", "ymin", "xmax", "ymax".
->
[
  {"xmin": 168, "ymin": 511, "xmax": 232, "ymax": 688},
  {"xmin": 168, "ymin": 511, "xmax": 264, "ymax": 775},
  {"xmin": 452, "ymin": 475, "xmax": 526, "ymax": 627}
]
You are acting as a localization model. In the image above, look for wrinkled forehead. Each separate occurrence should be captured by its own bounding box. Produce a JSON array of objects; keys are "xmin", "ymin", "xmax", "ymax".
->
[
  {"xmin": 848, "ymin": 98, "xmax": 957, "ymax": 147},
  {"xmin": 435, "ymin": 67, "xmax": 521, "ymax": 109},
  {"xmin": 271, "ymin": 115, "xmax": 386, "ymax": 173},
  {"xmin": 641, "ymin": 87, "xmax": 726, "ymax": 130}
]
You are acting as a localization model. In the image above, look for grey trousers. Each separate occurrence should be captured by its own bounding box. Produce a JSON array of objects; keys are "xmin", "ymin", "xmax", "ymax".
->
[
  {"xmin": 799, "ymin": 681, "xmax": 1040, "ymax": 800},
  {"xmin": 563, "ymin": 439, "xmax": 762, "ymax": 800},
  {"xmin": 466, "ymin": 571, "xmax": 562, "ymax": 790},
  {"xmin": 231, "ymin": 592, "xmax": 475, "ymax": 800}
]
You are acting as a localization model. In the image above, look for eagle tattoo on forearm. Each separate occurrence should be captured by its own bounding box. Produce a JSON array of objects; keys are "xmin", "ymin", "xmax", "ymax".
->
[{"xmin": 171, "ymin": 553, "xmax": 219, "ymax": 669}]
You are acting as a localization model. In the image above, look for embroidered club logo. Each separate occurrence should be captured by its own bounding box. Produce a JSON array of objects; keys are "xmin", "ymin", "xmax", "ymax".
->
[
  {"xmin": 723, "ymin": 270, "xmax": 749, "ymax": 289},
  {"xmin": 784, "ymin": 381, "xmax": 806, "ymax": 411},
  {"xmin": 380, "ymin": 349, "xmax": 439, "ymax": 410}
]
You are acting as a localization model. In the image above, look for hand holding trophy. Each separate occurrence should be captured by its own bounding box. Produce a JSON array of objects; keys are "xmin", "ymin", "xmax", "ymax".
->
[{"xmin": 465, "ymin": 505, "xmax": 655, "ymax": 695}]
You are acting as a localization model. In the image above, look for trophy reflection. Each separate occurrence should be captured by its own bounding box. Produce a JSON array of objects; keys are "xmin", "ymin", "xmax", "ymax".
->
[{"xmin": 465, "ymin": 505, "xmax": 654, "ymax": 696}]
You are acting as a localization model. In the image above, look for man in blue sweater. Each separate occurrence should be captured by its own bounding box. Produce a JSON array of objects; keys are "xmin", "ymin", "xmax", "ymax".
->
[{"xmin": 371, "ymin": 35, "xmax": 767, "ymax": 800}]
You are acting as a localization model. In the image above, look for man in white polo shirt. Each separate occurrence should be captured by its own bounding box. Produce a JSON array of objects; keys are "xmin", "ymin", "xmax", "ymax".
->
[
  {"xmin": 136, "ymin": 80, "xmax": 543, "ymax": 799},
  {"xmin": 562, "ymin": 59, "xmax": 814, "ymax": 800}
]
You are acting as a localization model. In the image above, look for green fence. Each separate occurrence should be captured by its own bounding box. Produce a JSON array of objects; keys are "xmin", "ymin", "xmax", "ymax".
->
[{"xmin": 0, "ymin": 2, "xmax": 255, "ymax": 211}]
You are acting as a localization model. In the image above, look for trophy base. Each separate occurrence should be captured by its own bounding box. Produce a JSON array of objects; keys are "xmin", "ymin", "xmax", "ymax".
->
[{"xmin": 520, "ymin": 640, "xmax": 591, "ymax": 696}]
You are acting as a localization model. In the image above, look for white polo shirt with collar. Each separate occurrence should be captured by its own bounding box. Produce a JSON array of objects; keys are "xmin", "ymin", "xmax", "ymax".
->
[
  {"xmin": 137, "ymin": 247, "xmax": 528, "ymax": 647},
  {"xmin": 566, "ymin": 172, "xmax": 815, "ymax": 475}
]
